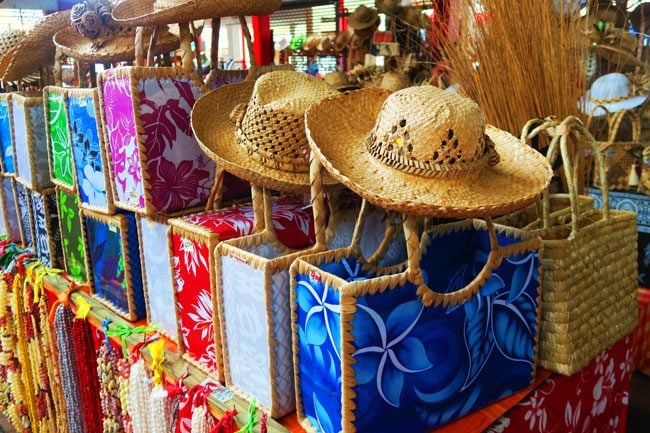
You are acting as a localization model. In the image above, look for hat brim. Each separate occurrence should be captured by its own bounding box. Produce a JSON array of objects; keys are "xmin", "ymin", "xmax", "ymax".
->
[
  {"xmin": 305, "ymin": 88, "xmax": 553, "ymax": 218},
  {"xmin": 592, "ymin": 44, "xmax": 645, "ymax": 69},
  {"xmin": 348, "ymin": 11, "xmax": 379, "ymax": 30},
  {"xmin": 112, "ymin": 0, "xmax": 282, "ymax": 27},
  {"xmin": 192, "ymin": 80, "xmax": 338, "ymax": 194},
  {"xmin": 580, "ymin": 89, "xmax": 649, "ymax": 116},
  {"xmin": 1, "ymin": 10, "xmax": 70, "ymax": 81},
  {"xmin": 54, "ymin": 27, "xmax": 180, "ymax": 63}
]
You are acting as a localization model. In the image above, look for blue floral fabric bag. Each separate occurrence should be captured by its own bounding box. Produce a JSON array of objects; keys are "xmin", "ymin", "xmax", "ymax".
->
[
  {"xmin": 83, "ymin": 209, "xmax": 144, "ymax": 321},
  {"xmin": 291, "ymin": 217, "xmax": 542, "ymax": 433},
  {"xmin": 68, "ymin": 89, "xmax": 114, "ymax": 214}
]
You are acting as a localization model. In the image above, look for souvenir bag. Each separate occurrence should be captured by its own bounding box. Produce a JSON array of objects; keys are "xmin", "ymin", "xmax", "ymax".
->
[
  {"xmin": 97, "ymin": 65, "xmax": 215, "ymax": 215},
  {"xmin": 12, "ymin": 93, "xmax": 53, "ymax": 191},
  {"xmin": 520, "ymin": 116, "xmax": 638, "ymax": 375},
  {"xmin": 588, "ymin": 107, "xmax": 644, "ymax": 190},
  {"xmin": 296, "ymin": 85, "xmax": 552, "ymax": 432},
  {"xmin": 57, "ymin": 188, "xmax": 88, "ymax": 282},
  {"xmin": 44, "ymin": 87, "xmax": 76, "ymax": 192},
  {"xmin": 169, "ymin": 188, "xmax": 314, "ymax": 380},
  {"xmin": 192, "ymin": 70, "xmax": 405, "ymax": 417},
  {"xmin": 68, "ymin": 88, "xmax": 115, "ymax": 214},
  {"xmin": 138, "ymin": 209, "xmax": 209, "ymax": 342},
  {"xmin": 13, "ymin": 181, "xmax": 34, "ymax": 246},
  {"xmin": 0, "ymin": 175, "xmax": 20, "ymax": 242},
  {"xmin": 0, "ymin": 94, "xmax": 16, "ymax": 176},
  {"xmin": 82, "ymin": 209, "xmax": 144, "ymax": 321},
  {"xmin": 30, "ymin": 188, "xmax": 63, "ymax": 267}
]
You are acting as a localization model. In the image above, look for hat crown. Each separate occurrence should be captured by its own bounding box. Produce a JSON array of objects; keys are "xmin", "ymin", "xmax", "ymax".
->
[
  {"xmin": 352, "ymin": 5, "xmax": 374, "ymax": 21},
  {"xmin": 591, "ymin": 72, "xmax": 632, "ymax": 100},
  {"xmin": 366, "ymin": 86, "xmax": 498, "ymax": 177},
  {"xmin": 237, "ymin": 71, "xmax": 334, "ymax": 173}
]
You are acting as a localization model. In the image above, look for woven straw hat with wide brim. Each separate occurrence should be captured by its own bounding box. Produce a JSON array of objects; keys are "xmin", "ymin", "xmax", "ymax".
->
[
  {"xmin": 306, "ymin": 87, "xmax": 553, "ymax": 218},
  {"xmin": 0, "ymin": 10, "xmax": 71, "ymax": 82},
  {"xmin": 112, "ymin": 0, "xmax": 282, "ymax": 27},
  {"xmin": 54, "ymin": 26, "xmax": 179, "ymax": 63},
  {"xmin": 192, "ymin": 71, "xmax": 338, "ymax": 194}
]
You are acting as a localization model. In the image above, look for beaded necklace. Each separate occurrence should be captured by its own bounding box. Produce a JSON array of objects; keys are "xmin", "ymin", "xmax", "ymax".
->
[
  {"xmin": 97, "ymin": 319, "xmax": 128, "ymax": 433},
  {"xmin": 71, "ymin": 295, "xmax": 104, "ymax": 433}
]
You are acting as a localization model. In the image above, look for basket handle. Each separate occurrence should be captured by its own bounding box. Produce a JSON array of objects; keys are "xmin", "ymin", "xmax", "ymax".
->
[
  {"xmin": 605, "ymin": 109, "xmax": 641, "ymax": 144},
  {"xmin": 403, "ymin": 214, "xmax": 504, "ymax": 307},
  {"xmin": 542, "ymin": 116, "xmax": 610, "ymax": 238}
]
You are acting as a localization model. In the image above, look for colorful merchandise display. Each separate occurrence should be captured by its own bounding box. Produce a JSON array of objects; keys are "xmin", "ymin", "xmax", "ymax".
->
[{"xmin": 0, "ymin": 2, "xmax": 646, "ymax": 433}]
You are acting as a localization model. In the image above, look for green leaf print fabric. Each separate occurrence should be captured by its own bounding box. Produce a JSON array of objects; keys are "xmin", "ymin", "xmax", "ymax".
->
[
  {"xmin": 57, "ymin": 189, "xmax": 86, "ymax": 281},
  {"xmin": 48, "ymin": 92, "xmax": 74, "ymax": 187}
]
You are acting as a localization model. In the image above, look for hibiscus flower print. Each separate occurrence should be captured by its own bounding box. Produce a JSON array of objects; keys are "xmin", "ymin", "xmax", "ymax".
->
[
  {"xmin": 148, "ymin": 158, "xmax": 210, "ymax": 212},
  {"xmin": 179, "ymin": 237, "xmax": 207, "ymax": 278},
  {"xmin": 187, "ymin": 290, "xmax": 214, "ymax": 344},
  {"xmin": 353, "ymin": 300, "xmax": 432, "ymax": 407}
]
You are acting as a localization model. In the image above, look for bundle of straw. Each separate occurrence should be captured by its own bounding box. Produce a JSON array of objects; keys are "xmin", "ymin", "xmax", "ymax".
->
[{"xmin": 443, "ymin": 0, "xmax": 589, "ymax": 135}]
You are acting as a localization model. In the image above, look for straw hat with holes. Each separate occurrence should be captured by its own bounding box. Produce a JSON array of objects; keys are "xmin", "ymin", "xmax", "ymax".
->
[
  {"xmin": 0, "ymin": 10, "xmax": 71, "ymax": 82},
  {"xmin": 54, "ymin": 24, "xmax": 179, "ymax": 63},
  {"xmin": 192, "ymin": 70, "xmax": 339, "ymax": 194},
  {"xmin": 112, "ymin": 0, "xmax": 282, "ymax": 26},
  {"xmin": 305, "ymin": 86, "xmax": 553, "ymax": 218}
]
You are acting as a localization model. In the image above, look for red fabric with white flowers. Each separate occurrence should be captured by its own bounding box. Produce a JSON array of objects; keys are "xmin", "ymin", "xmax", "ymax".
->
[
  {"xmin": 174, "ymin": 195, "xmax": 315, "ymax": 374},
  {"xmin": 633, "ymin": 288, "xmax": 650, "ymax": 373},
  {"xmin": 486, "ymin": 335, "xmax": 633, "ymax": 433}
]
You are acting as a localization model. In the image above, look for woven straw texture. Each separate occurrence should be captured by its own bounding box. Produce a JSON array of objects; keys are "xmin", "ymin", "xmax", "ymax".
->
[
  {"xmin": 0, "ymin": 31, "xmax": 25, "ymax": 77},
  {"xmin": 54, "ymin": 25, "xmax": 179, "ymax": 63},
  {"xmin": 518, "ymin": 116, "xmax": 639, "ymax": 376},
  {"xmin": 112, "ymin": 0, "xmax": 282, "ymax": 27},
  {"xmin": 192, "ymin": 71, "xmax": 338, "ymax": 194},
  {"xmin": 0, "ymin": 10, "xmax": 71, "ymax": 82},
  {"xmin": 305, "ymin": 86, "xmax": 553, "ymax": 218},
  {"xmin": 588, "ymin": 108, "xmax": 643, "ymax": 191}
]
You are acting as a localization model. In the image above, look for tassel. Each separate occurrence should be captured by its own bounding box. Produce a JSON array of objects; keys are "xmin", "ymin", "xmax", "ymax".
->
[
  {"xmin": 235, "ymin": 400, "xmax": 257, "ymax": 433},
  {"xmin": 260, "ymin": 412, "xmax": 268, "ymax": 433},
  {"xmin": 629, "ymin": 163, "xmax": 640, "ymax": 188},
  {"xmin": 107, "ymin": 323, "xmax": 160, "ymax": 358},
  {"xmin": 210, "ymin": 410, "xmax": 238, "ymax": 433},
  {"xmin": 71, "ymin": 298, "xmax": 104, "ymax": 433},
  {"xmin": 190, "ymin": 383, "xmax": 218, "ymax": 433}
]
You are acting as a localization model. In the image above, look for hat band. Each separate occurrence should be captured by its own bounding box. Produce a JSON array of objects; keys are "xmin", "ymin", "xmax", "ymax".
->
[
  {"xmin": 366, "ymin": 134, "xmax": 499, "ymax": 178},
  {"xmin": 590, "ymin": 92, "xmax": 637, "ymax": 105}
]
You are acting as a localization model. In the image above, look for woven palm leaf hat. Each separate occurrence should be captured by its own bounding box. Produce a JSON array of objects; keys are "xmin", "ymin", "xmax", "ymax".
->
[
  {"xmin": 305, "ymin": 86, "xmax": 553, "ymax": 218},
  {"xmin": 0, "ymin": 30, "xmax": 26, "ymax": 79},
  {"xmin": 112, "ymin": 0, "xmax": 282, "ymax": 26},
  {"xmin": 192, "ymin": 70, "xmax": 339, "ymax": 194},
  {"xmin": 0, "ymin": 10, "xmax": 71, "ymax": 82},
  {"xmin": 54, "ymin": 0, "xmax": 180, "ymax": 63}
]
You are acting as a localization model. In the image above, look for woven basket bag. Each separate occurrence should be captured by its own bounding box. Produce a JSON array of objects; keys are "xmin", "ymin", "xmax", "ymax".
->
[
  {"xmin": 522, "ymin": 116, "xmax": 638, "ymax": 375},
  {"xmin": 588, "ymin": 107, "xmax": 644, "ymax": 191}
]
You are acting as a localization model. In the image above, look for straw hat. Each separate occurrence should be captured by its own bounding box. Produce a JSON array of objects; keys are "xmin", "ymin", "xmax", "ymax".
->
[
  {"xmin": 580, "ymin": 72, "xmax": 649, "ymax": 116},
  {"xmin": 305, "ymin": 86, "xmax": 552, "ymax": 218},
  {"xmin": 54, "ymin": 25, "xmax": 179, "ymax": 63},
  {"xmin": 376, "ymin": 0, "xmax": 401, "ymax": 15},
  {"xmin": 348, "ymin": 5, "xmax": 380, "ymax": 30},
  {"xmin": 192, "ymin": 71, "xmax": 338, "ymax": 193},
  {"xmin": 0, "ymin": 30, "xmax": 25, "ymax": 79},
  {"xmin": 302, "ymin": 35, "xmax": 321, "ymax": 52},
  {"xmin": 0, "ymin": 10, "xmax": 71, "ymax": 82},
  {"xmin": 324, "ymin": 71, "xmax": 359, "ymax": 92},
  {"xmin": 380, "ymin": 71, "xmax": 409, "ymax": 92},
  {"xmin": 112, "ymin": 0, "xmax": 282, "ymax": 27},
  {"xmin": 333, "ymin": 30, "xmax": 351, "ymax": 52}
]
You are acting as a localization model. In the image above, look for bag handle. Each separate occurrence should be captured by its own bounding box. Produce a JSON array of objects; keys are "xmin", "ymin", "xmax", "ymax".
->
[
  {"xmin": 402, "ymin": 214, "xmax": 505, "ymax": 307},
  {"xmin": 605, "ymin": 109, "xmax": 641, "ymax": 144},
  {"xmin": 541, "ymin": 116, "xmax": 610, "ymax": 238}
]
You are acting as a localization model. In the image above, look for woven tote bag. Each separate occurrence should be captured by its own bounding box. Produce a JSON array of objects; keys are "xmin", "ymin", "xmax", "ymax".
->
[
  {"xmin": 290, "ymin": 208, "xmax": 543, "ymax": 433},
  {"xmin": 216, "ymin": 160, "xmax": 406, "ymax": 418},
  {"xmin": 588, "ymin": 107, "xmax": 644, "ymax": 191},
  {"xmin": 520, "ymin": 116, "xmax": 638, "ymax": 375}
]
